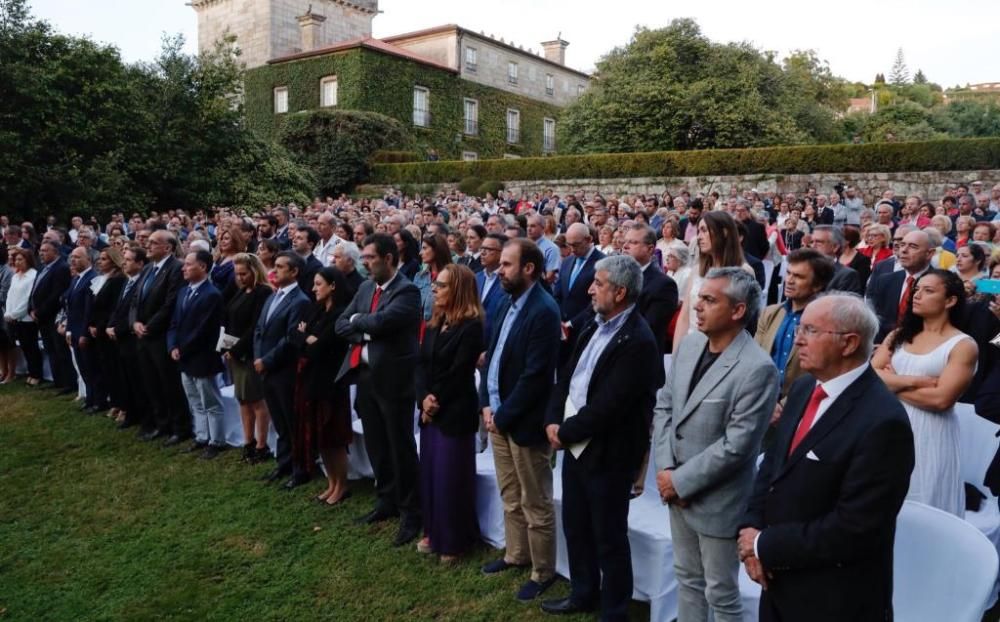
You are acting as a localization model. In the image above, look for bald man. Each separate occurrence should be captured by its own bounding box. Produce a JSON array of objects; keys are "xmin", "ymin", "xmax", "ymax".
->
[
  {"xmin": 554, "ymin": 223, "xmax": 605, "ymax": 339},
  {"xmin": 865, "ymin": 229, "xmax": 934, "ymax": 344}
]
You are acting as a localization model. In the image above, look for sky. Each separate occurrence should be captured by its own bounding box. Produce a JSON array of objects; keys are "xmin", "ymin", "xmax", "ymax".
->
[{"xmin": 28, "ymin": 0, "xmax": 1000, "ymax": 88}]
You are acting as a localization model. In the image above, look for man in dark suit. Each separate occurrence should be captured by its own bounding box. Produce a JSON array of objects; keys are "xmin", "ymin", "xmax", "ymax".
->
[
  {"xmin": 809, "ymin": 226, "xmax": 863, "ymax": 295},
  {"xmin": 273, "ymin": 207, "xmax": 291, "ymax": 249},
  {"xmin": 131, "ymin": 230, "xmax": 189, "ymax": 445},
  {"xmin": 479, "ymin": 239, "xmax": 562, "ymax": 603},
  {"xmin": 735, "ymin": 221, "xmax": 767, "ymax": 290},
  {"xmin": 733, "ymin": 200, "xmax": 770, "ymax": 261},
  {"xmin": 475, "ymin": 233, "xmax": 509, "ymax": 341},
  {"xmin": 866, "ymin": 229, "xmax": 934, "ymax": 344},
  {"xmin": 555, "ymin": 222, "xmax": 605, "ymax": 338},
  {"xmin": 335, "ymin": 233, "xmax": 423, "ymax": 546},
  {"xmin": 64, "ymin": 247, "xmax": 97, "ymax": 410},
  {"xmin": 292, "ymin": 226, "xmax": 323, "ymax": 299},
  {"xmin": 254, "ymin": 251, "xmax": 311, "ymax": 487},
  {"xmin": 738, "ymin": 294, "xmax": 914, "ymax": 622},
  {"xmin": 331, "ymin": 241, "xmax": 365, "ymax": 296},
  {"xmin": 106, "ymin": 246, "xmax": 145, "ymax": 429},
  {"xmin": 678, "ymin": 198, "xmax": 703, "ymax": 244},
  {"xmin": 168, "ymin": 250, "xmax": 227, "ymax": 459},
  {"xmin": 623, "ymin": 224, "xmax": 678, "ymax": 354},
  {"xmin": 30, "ymin": 240, "xmax": 75, "ymax": 392},
  {"xmin": 541, "ymin": 255, "xmax": 663, "ymax": 619}
]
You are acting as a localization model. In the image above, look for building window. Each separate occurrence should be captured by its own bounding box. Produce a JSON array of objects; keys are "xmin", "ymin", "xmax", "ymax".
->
[
  {"xmin": 320, "ymin": 76, "xmax": 338, "ymax": 107},
  {"xmin": 462, "ymin": 151, "xmax": 478, "ymax": 161},
  {"xmin": 463, "ymin": 98, "xmax": 479, "ymax": 136},
  {"xmin": 465, "ymin": 46, "xmax": 478, "ymax": 72},
  {"xmin": 543, "ymin": 118, "xmax": 556, "ymax": 152},
  {"xmin": 545, "ymin": 74, "xmax": 554, "ymax": 96},
  {"xmin": 508, "ymin": 61, "xmax": 518, "ymax": 85},
  {"xmin": 413, "ymin": 86, "xmax": 430, "ymax": 127},
  {"xmin": 506, "ymin": 108, "xmax": 520, "ymax": 144},
  {"xmin": 274, "ymin": 86, "xmax": 289, "ymax": 114},
  {"xmin": 577, "ymin": 84, "xmax": 585, "ymax": 96}
]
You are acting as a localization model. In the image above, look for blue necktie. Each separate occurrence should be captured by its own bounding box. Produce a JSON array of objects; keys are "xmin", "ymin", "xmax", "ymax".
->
[
  {"xmin": 182, "ymin": 287, "xmax": 195, "ymax": 312},
  {"xmin": 568, "ymin": 257, "xmax": 585, "ymax": 289},
  {"xmin": 141, "ymin": 266, "xmax": 159, "ymax": 300}
]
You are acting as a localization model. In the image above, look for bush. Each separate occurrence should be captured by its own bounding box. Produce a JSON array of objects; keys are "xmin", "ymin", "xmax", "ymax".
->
[
  {"xmin": 279, "ymin": 109, "xmax": 411, "ymax": 195},
  {"xmin": 457, "ymin": 176, "xmax": 483, "ymax": 195},
  {"xmin": 370, "ymin": 150, "xmax": 421, "ymax": 164},
  {"xmin": 369, "ymin": 138, "xmax": 1000, "ymax": 185},
  {"xmin": 476, "ymin": 180, "xmax": 505, "ymax": 197}
]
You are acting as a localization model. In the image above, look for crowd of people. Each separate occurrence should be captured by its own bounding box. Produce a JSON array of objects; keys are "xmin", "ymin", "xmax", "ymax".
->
[{"xmin": 2, "ymin": 178, "xmax": 1000, "ymax": 621}]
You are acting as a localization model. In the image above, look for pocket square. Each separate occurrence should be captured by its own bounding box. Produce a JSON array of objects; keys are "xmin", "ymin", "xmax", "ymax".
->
[{"xmin": 806, "ymin": 450, "xmax": 821, "ymax": 462}]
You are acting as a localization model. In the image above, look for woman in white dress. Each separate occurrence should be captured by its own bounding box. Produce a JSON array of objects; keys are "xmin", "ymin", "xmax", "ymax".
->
[{"xmin": 872, "ymin": 269, "xmax": 978, "ymax": 517}]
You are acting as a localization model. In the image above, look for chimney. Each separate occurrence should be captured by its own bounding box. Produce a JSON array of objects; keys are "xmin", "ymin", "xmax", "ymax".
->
[
  {"xmin": 540, "ymin": 36, "xmax": 569, "ymax": 65},
  {"xmin": 297, "ymin": 10, "xmax": 327, "ymax": 52}
]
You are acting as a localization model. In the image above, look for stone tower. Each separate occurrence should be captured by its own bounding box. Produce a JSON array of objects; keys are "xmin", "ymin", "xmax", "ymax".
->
[{"xmin": 191, "ymin": 0, "xmax": 379, "ymax": 69}]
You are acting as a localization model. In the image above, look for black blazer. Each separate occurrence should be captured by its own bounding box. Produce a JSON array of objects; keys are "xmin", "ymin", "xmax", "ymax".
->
[
  {"xmin": 64, "ymin": 269, "xmax": 97, "ymax": 341},
  {"xmin": 961, "ymin": 300, "xmax": 1000, "ymax": 403},
  {"xmin": 845, "ymin": 251, "xmax": 872, "ymax": 294},
  {"xmin": 334, "ymin": 273, "xmax": 421, "ymax": 397},
  {"xmin": 130, "ymin": 256, "xmax": 184, "ymax": 340},
  {"xmin": 742, "ymin": 218, "xmax": 770, "ymax": 260},
  {"xmin": 293, "ymin": 302, "xmax": 349, "ymax": 401},
  {"xmin": 297, "ymin": 254, "xmax": 323, "ymax": 300},
  {"xmin": 639, "ymin": 264, "xmax": 679, "ymax": 354},
  {"xmin": 554, "ymin": 248, "xmax": 605, "ymax": 327},
  {"xmin": 870, "ymin": 256, "xmax": 896, "ymax": 280},
  {"xmin": 826, "ymin": 262, "xmax": 863, "ymax": 296},
  {"xmin": 167, "ymin": 282, "xmax": 225, "ymax": 378},
  {"xmin": 415, "ymin": 318, "xmax": 485, "ymax": 437},
  {"xmin": 865, "ymin": 269, "xmax": 909, "ymax": 344},
  {"xmin": 398, "ymin": 257, "xmax": 420, "ymax": 281},
  {"xmin": 88, "ymin": 274, "xmax": 126, "ymax": 337},
  {"xmin": 224, "ymin": 285, "xmax": 272, "ymax": 363},
  {"xmin": 478, "ymin": 283, "xmax": 561, "ymax": 446},
  {"xmin": 545, "ymin": 310, "xmax": 663, "ymax": 474},
  {"xmin": 744, "ymin": 252, "xmax": 767, "ymax": 290},
  {"xmin": 344, "ymin": 269, "xmax": 364, "ymax": 300},
  {"xmin": 29, "ymin": 258, "xmax": 71, "ymax": 323},
  {"xmin": 109, "ymin": 277, "xmax": 140, "ymax": 341},
  {"xmin": 741, "ymin": 368, "xmax": 914, "ymax": 622}
]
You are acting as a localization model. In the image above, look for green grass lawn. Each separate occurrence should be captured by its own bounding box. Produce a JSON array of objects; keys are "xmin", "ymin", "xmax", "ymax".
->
[{"xmin": 0, "ymin": 383, "xmax": 650, "ymax": 621}]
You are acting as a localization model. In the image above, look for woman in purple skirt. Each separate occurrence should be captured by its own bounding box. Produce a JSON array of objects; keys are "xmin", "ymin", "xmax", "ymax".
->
[{"xmin": 414, "ymin": 263, "xmax": 485, "ymax": 562}]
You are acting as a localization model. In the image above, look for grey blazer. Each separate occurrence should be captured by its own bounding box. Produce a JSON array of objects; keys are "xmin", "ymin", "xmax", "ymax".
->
[{"xmin": 652, "ymin": 329, "xmax": 778, "ymax": 538}]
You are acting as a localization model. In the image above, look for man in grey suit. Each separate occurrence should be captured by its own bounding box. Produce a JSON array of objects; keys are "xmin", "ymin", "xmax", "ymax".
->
[
  {"xmin": 254, "ymin": 252, "xmax": 311, "ymax": 488},
  {"xmin": 652, "ymin": 267, "xmax": 779, "ymax": 622}
]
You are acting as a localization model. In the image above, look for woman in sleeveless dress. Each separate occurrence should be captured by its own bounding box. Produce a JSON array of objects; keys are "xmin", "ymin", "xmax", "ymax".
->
[
  {"xmin": 872, "ymin": 269, "xmax": 978, "ymax": 517},
  {"xmin": 673, "ymin": 210, "xmax": 756, "ymax": 352}
]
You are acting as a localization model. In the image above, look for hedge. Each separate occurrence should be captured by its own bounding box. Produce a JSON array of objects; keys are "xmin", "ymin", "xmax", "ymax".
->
[
  {"xmin": 370, "ymin": 150, "xmax": 421, "ymax": 164},
  {"xmin": 369, "ymin": 138, "xmax": 1000, "ymax": 185}
]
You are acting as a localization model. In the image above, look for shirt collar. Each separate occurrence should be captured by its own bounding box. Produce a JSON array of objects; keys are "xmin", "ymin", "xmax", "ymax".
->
[
  {"xmin": 595, "ymin": 304, "xmax": 635, "ymax": 331},
  {"xmin": 77, "ymin": 267, "xmax": 93, "ymax": 280},
  {"xmin": 781, "ymin": 298, "xmax": 808, "ymax": 315},
  {"xmin": 817, "ymin": 362, "xmax": 869, "ymax": 402},
  {"xmin": 153, "ymin": 256, "xmax": 170, "ymax": 270},
  {"xmin": 188, "ymin": 278, "xmax": 208, "ymax": 292},
  {"xmin": 511, "ymin": 281, "xmax": 537, "ymax": 305},
  {"xmin": 276, "ymin": 282, "xmax": 298, "ymax": 297},
  {"xmin": 378, "ymin": 270, "xmax": 399, "ymax": 291}
]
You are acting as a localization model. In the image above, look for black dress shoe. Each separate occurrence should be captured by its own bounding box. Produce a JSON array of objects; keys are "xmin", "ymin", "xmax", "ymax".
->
[
  {"xmin": 354, "ymin": 507, "xmax": 399, "ymax": 525},
  {"xmin": 183, "ymin": 440, "xmax": 209, "ymax": 454},
  {"xmin": 540, "ymin": 597, "xmax": 596, "ymax": 615},
  {"xmin": 161, "ymin": 434, "xmax": 184, "ymax": 448},
  {"xmin": 259, "ymin": 468, "xmax": 287, "ymax": 483},
  {"xmin": 140, "ymin": 430, "xmax": 164, "ymax": 442},
  {"xmin": 282, "ymin": 474, "xmax": 312, "ymax": 490},
  {"xmin": 392, "ymin": 524, "xmax": 420, "ymax": 547},
  {"xmin": 199, "ymin": 445, "xmax": 224, "ymax": 460}
]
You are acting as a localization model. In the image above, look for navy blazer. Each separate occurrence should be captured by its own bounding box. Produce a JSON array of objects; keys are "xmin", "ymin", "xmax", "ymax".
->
[
  {"xmin": 640, "ymin": 264, "xmax": 679, "ymax": 355},
  {"xmin": 29, "ymin": 257, "xmax": 71, "ymax": 323},
  {"xmin": 545, "ymin": 310, "xmax": 664, "ymax": 474},
  {"xmin": 478, "ymin": 282, "xmax": 561, "ymax": 447},
  {"xmin": 741, "ymin": 368, "xmax": 914, "ymax": 622},
  {"xmin": 296, "ymin": 254, "xmax": 323, "ymax": 300},
  {"xmin": 167, "ymin": 281, "xmax": 225, "ymax": 378},
  {"xmin": 554, "ymin": 248, "xmax": 605, "ymax": 327},
  {"xmin": 130, "ymin": 256, "xmax": 184, "ymax": 339},
  {"xmin": 865, "ymin": 269, "xmax": 910, "ymax": 344},
  {"xmin": 253, "ymin": 285, "xmax": 310, "ymax": 374},
  {"xmin": 64, "ymin": 269, "xmax": 97, "ymax": 342},
  {"xmin": 475, "ymin": 269, "xmax": 508, "ymax": 344}
]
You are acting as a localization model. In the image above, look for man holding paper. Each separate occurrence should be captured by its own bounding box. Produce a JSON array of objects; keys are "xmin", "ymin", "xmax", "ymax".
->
[
  {"xmin": 541, "ymin": 255, "xmax": 663, "ymax": 620},
  {"xmin": 651, "ymin": 267, "xmax": 778, "ymax": 622}
]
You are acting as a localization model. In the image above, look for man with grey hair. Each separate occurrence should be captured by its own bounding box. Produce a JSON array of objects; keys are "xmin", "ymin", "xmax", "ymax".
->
[
  {"xmin": 653, "ymin": 267, "xmax": 778, "ymax": 622},
  {"xmin": 332, "ymin": 241, "xmax": 364, "ymax": 293},
  {"xmin": 809, "ymin": 225, "xmax": 863, "ymax": 295},
  {"xmin": 541, "ymin": 254, "xmax": 663, "ymax": 619},
  {"xmin": 738, "ymin": 293, "xmax": 914, "ymax": 621},
  {"xmin": 526, "ymin": 213, "xmax": 560, "ymax": 284},
  {"xmin": 313, "ymin": 212, "xmax": 342, "ymax": 267}
]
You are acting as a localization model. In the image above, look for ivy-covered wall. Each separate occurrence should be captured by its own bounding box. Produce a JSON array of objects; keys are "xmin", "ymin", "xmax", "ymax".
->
[{"xmin": 244, "ymin": 47, "xmax": 563, "ymax": 159}]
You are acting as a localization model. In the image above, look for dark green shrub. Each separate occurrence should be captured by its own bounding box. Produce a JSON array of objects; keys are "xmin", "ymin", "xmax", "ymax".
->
[{"xmin": 457, "ymin": 176, "xmax": 483, "ymax": 195}]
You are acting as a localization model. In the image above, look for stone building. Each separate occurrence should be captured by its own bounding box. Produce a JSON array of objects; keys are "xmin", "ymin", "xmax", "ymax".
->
[{"xmin": 191, "ymin": 0, "xmax": 591, "ymax": 159}]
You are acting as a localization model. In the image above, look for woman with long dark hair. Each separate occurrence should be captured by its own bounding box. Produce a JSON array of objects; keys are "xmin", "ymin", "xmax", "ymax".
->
[
  {"xmin": 395, "ymin": 229, "xmax": 421, "ymax": 280},
  {"xmin": 293, "ymin": 266, "xmax": 353, "ymax": 505},
  {"xmin": 414, "ymin": 264, "xmax": 484, "ymax": 561},
  {"xmin": 413, "ymin": 233, "xmax": 453, "ymax": 323},
  {"xmin": 872, "ymin": 269, "xmax": 978, "ymax": 517}
]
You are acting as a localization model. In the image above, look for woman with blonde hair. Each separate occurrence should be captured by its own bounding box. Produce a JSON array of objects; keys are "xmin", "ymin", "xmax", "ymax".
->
[
  {"xmin": 222, "ymin": 253, "xmax": 274, "ymax": 463},
  {"xmin": 414, "ymin": 264, "xmax": 484, "ymax": 562},
  {"xmin": 212, "ymin": 224, "xmax": 247, "ymax": 294},
  {"xmin": 88, "ymin": 247, "xmax": 127, "ymax": 415},
  {"xmin": 860, "ymin": 223, "xmax": 893, "ymax": 267}
]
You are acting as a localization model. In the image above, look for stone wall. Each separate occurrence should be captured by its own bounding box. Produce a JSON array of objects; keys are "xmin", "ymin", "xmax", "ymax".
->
[
  {"xmin": 195, "ymin": 0, "xmax": 273, "ymax": 71},
  {"xmin": 362, "ymin": 169, "xmax": 1000, "ymax": 205}
]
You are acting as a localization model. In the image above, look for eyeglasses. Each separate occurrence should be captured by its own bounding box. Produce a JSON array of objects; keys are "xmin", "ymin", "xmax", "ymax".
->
[{"xmin": 795, "ymin": 325, "xmax": 852, "ymax": 339}]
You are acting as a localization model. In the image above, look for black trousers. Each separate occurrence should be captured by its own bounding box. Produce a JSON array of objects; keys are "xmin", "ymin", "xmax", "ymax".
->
[
  {"xmin": 136, "ymin": 336, "xmax": 189, "ymax": 436},
  {"xmin": 71, "ymin": 339, "xmax": 99, "ymax": 408},
  {"xmin": 355, "ymin": 368, "xmax": 421, "ymax": 526},
  {"xmin": 263, "ymin": 368, "xmax": 297, "ymax": 477},
  {"xmin": 14, "ymin": 321, "xmax": 43, "ymax": 380},
  {"xmin": 111, "ymin": 336, "xmax": 142, "ymax": 418},
  {"xmin": 38, "ymin": 319, "xmax": 74, "ymax": 389},
  {"xmin": 561, "ymin": 452, "xmax": 633, "ymax": 622}
]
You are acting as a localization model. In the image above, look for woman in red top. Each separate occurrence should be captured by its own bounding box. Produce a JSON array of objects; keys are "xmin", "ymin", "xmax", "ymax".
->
[{"xmin": 859, "ymin": 224, "xmax": 893, "ymax": 267}]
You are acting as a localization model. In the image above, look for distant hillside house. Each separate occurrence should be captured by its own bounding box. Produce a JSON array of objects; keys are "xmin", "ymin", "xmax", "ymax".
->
[{"xmin": 191, "ymin": 0, "xmax": 592, "ymax": 159}]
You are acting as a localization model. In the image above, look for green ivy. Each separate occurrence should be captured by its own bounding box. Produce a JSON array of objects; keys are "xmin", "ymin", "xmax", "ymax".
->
[
  {"xmin": 244, "ymin": 48, "xmax": 563, "ymax": 160},
  {"xmin": 368, "ymin": 137, "xmax": 1000, "ymax": 184}
]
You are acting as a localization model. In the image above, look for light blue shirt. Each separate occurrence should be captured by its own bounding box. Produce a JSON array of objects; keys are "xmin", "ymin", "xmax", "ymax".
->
[
  {"xmin": 535, "ymin": 236, "xmax": 561, "ymax": 274},
  {"xmin": 487, "ymin": 281, "xmax": 537, "ymax": 412},
  {"xmin": 568, "ymin": 305, "xmax": 634, "ymax": 409}
]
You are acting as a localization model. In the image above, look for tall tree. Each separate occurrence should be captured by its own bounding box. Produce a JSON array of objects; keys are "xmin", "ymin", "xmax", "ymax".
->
[
  {"xmin": 913, "ymin": 68, "xmax": 928, "ymax": 84},
  {"xmin": 890, "ymin": 48, "xmax": 909, "ymax": 85}
]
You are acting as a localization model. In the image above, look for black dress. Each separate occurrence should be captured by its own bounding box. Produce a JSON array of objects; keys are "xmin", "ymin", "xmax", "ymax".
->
[
  {"xmin": 223, "ymin": 284, "xmax": 272, "ymax": 402},
  {"xmin": 292, "ymin": 302, "xmax": 352, "ymax": 475},
  {"xmin": 88, "ymin": 274, "xmax": 126, "ymax": 410},
  {"xmin": 845, "ymin": 251, "xmax": 872, "ymax": 296}
]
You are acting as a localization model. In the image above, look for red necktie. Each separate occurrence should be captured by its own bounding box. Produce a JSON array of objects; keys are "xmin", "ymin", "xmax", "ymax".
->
[
  {"xmin": 788, "ymin": 384, "xmax": 828, "ymax": 456},
  {"xmin": 897, "ymin": 275, "xmax": 915, "ymax": 322},
  {"xmin": 349, "ymin": 286, "xmax": 382, "ymax": 368}
]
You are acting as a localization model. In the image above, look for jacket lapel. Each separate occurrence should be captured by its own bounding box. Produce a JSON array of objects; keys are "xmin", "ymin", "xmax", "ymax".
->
[{"xmin": 678, "ymin": 331, "xmax": 747, "ymax": 425}]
